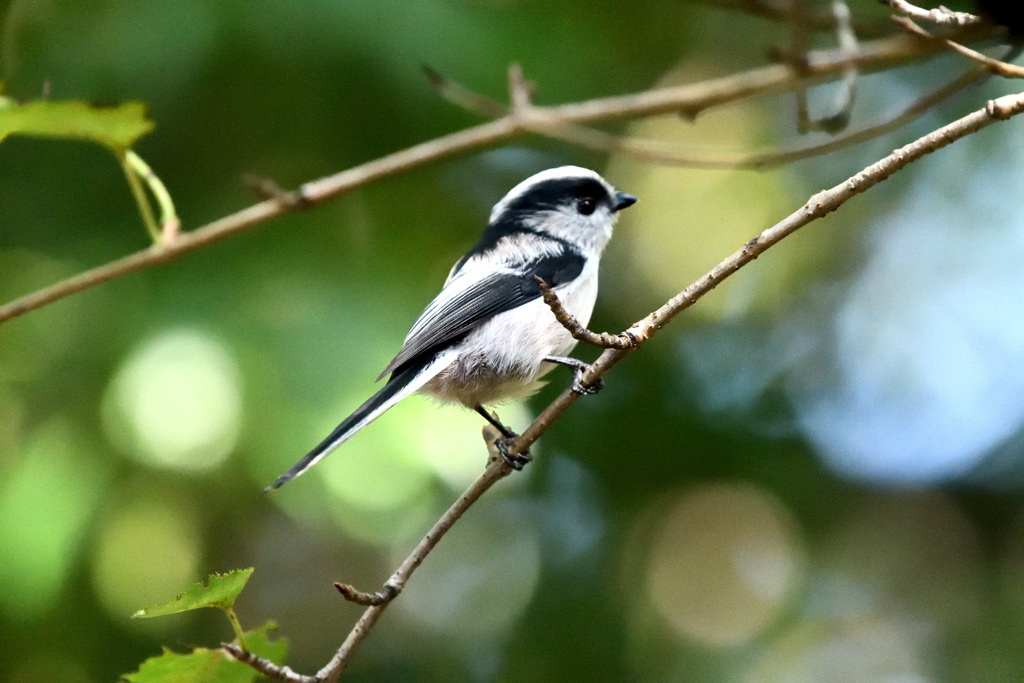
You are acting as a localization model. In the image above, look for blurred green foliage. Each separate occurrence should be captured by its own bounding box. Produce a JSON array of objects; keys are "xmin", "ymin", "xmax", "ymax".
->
[
  {"xmin": 4, "ymin": 1, "xmax": 1024, "ymax": 682},
  {"xmin": 124, "ymin": 621, "xmax": 286, "ymax": 683}
]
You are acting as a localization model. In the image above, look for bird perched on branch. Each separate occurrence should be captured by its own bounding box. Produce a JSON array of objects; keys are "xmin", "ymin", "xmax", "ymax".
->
[{"xmin": 267, "ymin": 166, "xmax": 636, "ymax": 490}]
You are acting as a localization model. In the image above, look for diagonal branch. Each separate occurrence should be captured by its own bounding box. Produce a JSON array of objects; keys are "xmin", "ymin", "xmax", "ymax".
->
[
  {"xmin": 227, "ymin": 88, "xmax": 1024, "ymax": 681},
  {"xmin": 894, "ymin": 15, "xmax": 1024, "ymax": 78},
  {"xmin": 0, "ymin": 31, "xmax": 981, "ymax": 325},
  {"xmin": 511, "ymin": 89, "xmax": 1024, "ymax": 457},
  {"xmin": 880, "ymin": 0, "xmax": 983, "ymax": 27}
]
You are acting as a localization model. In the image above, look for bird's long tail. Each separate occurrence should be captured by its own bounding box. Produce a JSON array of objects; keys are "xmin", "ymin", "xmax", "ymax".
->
[{"xmin": 265, "ymin": 349, "xmax": 457, "ymax": 491}]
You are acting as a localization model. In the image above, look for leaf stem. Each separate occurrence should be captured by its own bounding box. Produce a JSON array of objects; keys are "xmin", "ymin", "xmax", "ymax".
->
[
  {"xmin": 119, "ymin": 150, "xmax": 161, "ymax": 242},
  {"xmin": 124, "ymin": 149, "xmax": 179, "ymax": 239},
  {"xmin": 221, "ymin": 606, "xmax": 248, "ymax": 652}
]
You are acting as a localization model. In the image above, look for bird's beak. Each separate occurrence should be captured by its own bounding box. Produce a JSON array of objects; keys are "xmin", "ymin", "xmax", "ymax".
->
[{"xmin": 612, "ymin": 192, "xmax": 637, "ymax": 212}]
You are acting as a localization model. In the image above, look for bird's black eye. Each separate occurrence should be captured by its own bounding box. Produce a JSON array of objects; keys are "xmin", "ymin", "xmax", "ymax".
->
[{"xmin": 577, "ymin": 197, "xmax": 596, "ymax": 215}]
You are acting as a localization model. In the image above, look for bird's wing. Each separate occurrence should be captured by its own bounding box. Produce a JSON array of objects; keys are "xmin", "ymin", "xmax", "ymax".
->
[{"xmin": 377, "ymin": 248, "xmax": 585, "ymax": 380}]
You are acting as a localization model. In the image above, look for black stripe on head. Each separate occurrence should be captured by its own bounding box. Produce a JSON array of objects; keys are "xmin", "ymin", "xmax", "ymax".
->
[
  {"xmin": 501, "ymin": 176, "xmax": 613, "ymax": 218},
  {"xmin": 455, "ymin": 176, "xmax": 610, "ymax": 268}
]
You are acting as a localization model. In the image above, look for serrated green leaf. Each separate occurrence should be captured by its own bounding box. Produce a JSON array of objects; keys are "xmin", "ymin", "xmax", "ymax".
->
[
  {"xmin": 122, "ymin": 622, "xmax": 287, "ymax": 683},
  {"xmin": 0, "ymin": 99, "xmax": 153, "ymax": 149},
  {"xmin": 122, "ymin": 647, "xmax": 251, "ymax": 683},
  {"xmin": 245, "ymin": 621, "xmax": 288, "ymax": 664},
  {"xmin": 132, "ymin": 568, "xmax": 254, "ymax": 619}
]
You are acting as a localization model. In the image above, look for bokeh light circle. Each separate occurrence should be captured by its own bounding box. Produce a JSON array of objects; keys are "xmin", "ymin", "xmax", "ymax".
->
[
  {"xmin": 393, "ymin": 505, "xmax": 541, "ymax": 640},
  {"xmin": 102, "ymin": 329, "xmax": 242, "ymax": 471},
  {"xmin": 90, "ymin": 492, "xmax": 202, "ymax": 623},
  {"xmin": 645, "ymin": 484, "xmax": 805, "ymax": 647}
]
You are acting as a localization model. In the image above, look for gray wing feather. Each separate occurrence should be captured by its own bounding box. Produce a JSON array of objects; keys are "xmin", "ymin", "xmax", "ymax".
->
[{"xmin": 377, "ymin": 250, "xmax": 584, "ymax": 380}]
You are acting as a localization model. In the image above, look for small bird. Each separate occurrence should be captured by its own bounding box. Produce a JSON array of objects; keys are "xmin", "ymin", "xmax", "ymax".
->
[{"xmin": 267, "ymin": 166, "xmax": 636, "ymax": 490}]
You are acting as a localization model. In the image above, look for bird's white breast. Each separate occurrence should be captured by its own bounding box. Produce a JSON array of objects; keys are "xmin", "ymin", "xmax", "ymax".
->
[{"xmin": 421, "ymin": 259, "xmax": 600, "ymax": 408}]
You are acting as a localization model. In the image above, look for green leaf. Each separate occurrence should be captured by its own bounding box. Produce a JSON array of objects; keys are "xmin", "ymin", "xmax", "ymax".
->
[
  {"xmin": 122, "ymin": 647, "xmax": 250, "ymax": 683},
  {"xmin": 245, "ymin": 620, "xmax": 289, "ymax": 664},
  {"xmin": 0, "ymin": 99, "xmax": 153, "ymax": 149},
  {"xmin": 122, "ymin": 622, "xmax": 287, "ymax": 683},
  {"xmin": 132, "ymin": 568, "xmax": 254, "ymax": 619}
]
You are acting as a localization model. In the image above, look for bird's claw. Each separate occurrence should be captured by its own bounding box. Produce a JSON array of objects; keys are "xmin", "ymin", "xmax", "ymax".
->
[
  {"xmin": 495, "ymin": 436, "xmax": 532, "ymax": 470},
  {"xmin": 571, "ymin": 368, "xmax": 604, "ymax": 395}
]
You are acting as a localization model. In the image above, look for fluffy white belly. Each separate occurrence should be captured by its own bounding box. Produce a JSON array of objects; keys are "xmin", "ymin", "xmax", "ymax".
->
[{"xmin": 421, "ymin": 272, "xmax": 598, "ymax": 407}]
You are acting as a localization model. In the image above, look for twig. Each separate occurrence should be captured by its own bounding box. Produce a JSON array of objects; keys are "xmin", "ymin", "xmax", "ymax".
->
[
  {"xmin": 825, "ymin": 0, "xmax": 860, "ymax": 132},
  {"xmin": 222, "ymin": 643, "xmax": 315, "ymax": 683},
  {"xmin": 225, "ymin": 429, "xmax": 512, "ymax": 681},
  {"xmin": 534, "ymin": 277, "xmax": 638, "ymax": 350},
  {"xmin": 0, "ymin": 32, "xmax": 978, "ymax": 325},
  {"xmin": 333, "ymin": 582, "xmax": 400, "ymax": 607},
  {"xmin": 895, "ymin": 16, "xmax": 1024, "ymax": 78},
  {"xmin": 793, "ymin": 0, "xmax": 859, "ymax": 133},
  {"xmin": 230, "ymin": 88, "xmax": 1024, "ymax": 681},
  {"xmin": 432, "ymin": 65, "xmax": 987, "ymax": 169},
  {"xmin": 514, "ymin": 89, "xmax": 1024, "ymax": 463},
  {"xmin": 881, "ymin": 0, "xmax": 983, "ymax": 27},
  {"xmin": 243, "ymin": 174, "xmax": 313, "ymax": 210},
  {"xmin": 316, "ymin": 429, "xmax": 511, "ymax": 680}
]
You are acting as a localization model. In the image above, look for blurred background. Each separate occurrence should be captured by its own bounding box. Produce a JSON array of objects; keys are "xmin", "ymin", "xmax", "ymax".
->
[{"xmin": 3, "ymin": 1, "xmax": 1024, "ymax": 681}]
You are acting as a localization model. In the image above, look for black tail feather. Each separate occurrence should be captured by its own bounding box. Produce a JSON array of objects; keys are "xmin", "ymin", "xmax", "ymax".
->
[{"xmin": 264, "ymin": 360, "xmax": 428, "ymax": 491}]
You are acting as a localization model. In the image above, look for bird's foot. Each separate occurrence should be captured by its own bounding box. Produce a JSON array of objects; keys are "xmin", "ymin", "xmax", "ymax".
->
[
  {"xmin": 545, "ymin": 355, "xmax": 604, "ymax": 395},
  {"xmin": 571, "ymin": 368, "xmax": 604, "ymax": 395},
  {"xmin": 495, "ymin": 436, "xmax": 532, "ymax": 470}
]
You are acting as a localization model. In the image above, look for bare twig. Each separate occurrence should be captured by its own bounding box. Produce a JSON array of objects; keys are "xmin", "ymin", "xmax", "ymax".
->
[
  {"xmin": 333, "ymin": 581, "xmax": 400, "ymax": 607},
  {"xmin": 512, "ymin": 89, "xmax": 1024, "ymax": 462},
  {"xmin": 222, "ymin": 643, "xmax": 315, "ymax": 683},
  {"xmin": 316, "ymin": 429, "xmax": 511, "ymax": 680},
  {"xmin": 793, "ymin": 0, "xmax": 859, "ymax": 133},
  {"xmin": 825, "ymin": 0, "xmax": 860, "ymax": 131},
  {"xmin": 0, "ymin": 32, "xmax": 980, "ymax": 325},
  {"xmin": 534, "ymin": 277, "xmax": 638, "ymax": 350},
  {"xmin": 432, "ymin": 64, "xmax": 987, "ymax": 169},
  {"xmin": 895, "ymin": 16, "xmax": 1024, "ymax": 78},
  {"xmin": 881, "ymin": 0, "xmax": 983, "ymax": 27},
  {"xmin": 226, "ymin": 429, "xmax": 512, "ymax": 681},
  {"xmin": 243, "ymin": 174, "xmax": 313, "ymax": 210},
  {"xmin": 230, "ymin": 89, "xmax": 1024, "ymax": 681}
]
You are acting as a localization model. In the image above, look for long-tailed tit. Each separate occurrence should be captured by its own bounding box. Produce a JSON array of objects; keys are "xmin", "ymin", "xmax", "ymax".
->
[{"xmin": 267, "ymin": 166, "xmax": 636, "ymax": 490}]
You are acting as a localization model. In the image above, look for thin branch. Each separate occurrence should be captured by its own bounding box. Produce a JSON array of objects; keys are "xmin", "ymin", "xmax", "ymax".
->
[
  {"xmin": 534, "ymin": 277, "xmax": 638, "ymax": 350},
  {"xmin": 824, "ymin": 0, "xmax": 860, "ymax": 132},
  {"xmin": 511, "ymin": 89, "xmax": 1024, "ymax": 461},
  {"xmin": 432, "ymin": 65, "xmax": 987, "ymax": 169},
  {"xmin": 222, "ymin": 643, "xmax": 315, "ymax": 683},
  {"xmin": 895, "ymin": 16, "xmax": 1024, "ymax": 78},
  {"xmin": 333, "ymin": 582, "xmax": 399, "ymax": 607},
  {"xmin": 792, "ymin": 0, "xmax": 859, "ymax": 134},
  {"xmin": 881, "ymin": 0, "xmax": 983, "ymax": 27},
  {"xmin": 317, "ymin": 430, "xmax": 511, "ymax": 680},
  {"xmin": 0, "ymin": 32, "xmax": 979, "ymax": 325},
  {"xmin": 229, "ymin": 89, "xmax": 1024, "ymax": 681}
]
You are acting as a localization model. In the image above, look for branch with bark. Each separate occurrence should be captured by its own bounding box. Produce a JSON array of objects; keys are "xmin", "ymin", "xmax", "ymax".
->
[
  {"xmin": 223, "ymin": 87, "xmax": 1024, "ymax": 681},
  {"xmin": 0, "ymin": 30, "xmax": 988, "ymax": 325}
]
